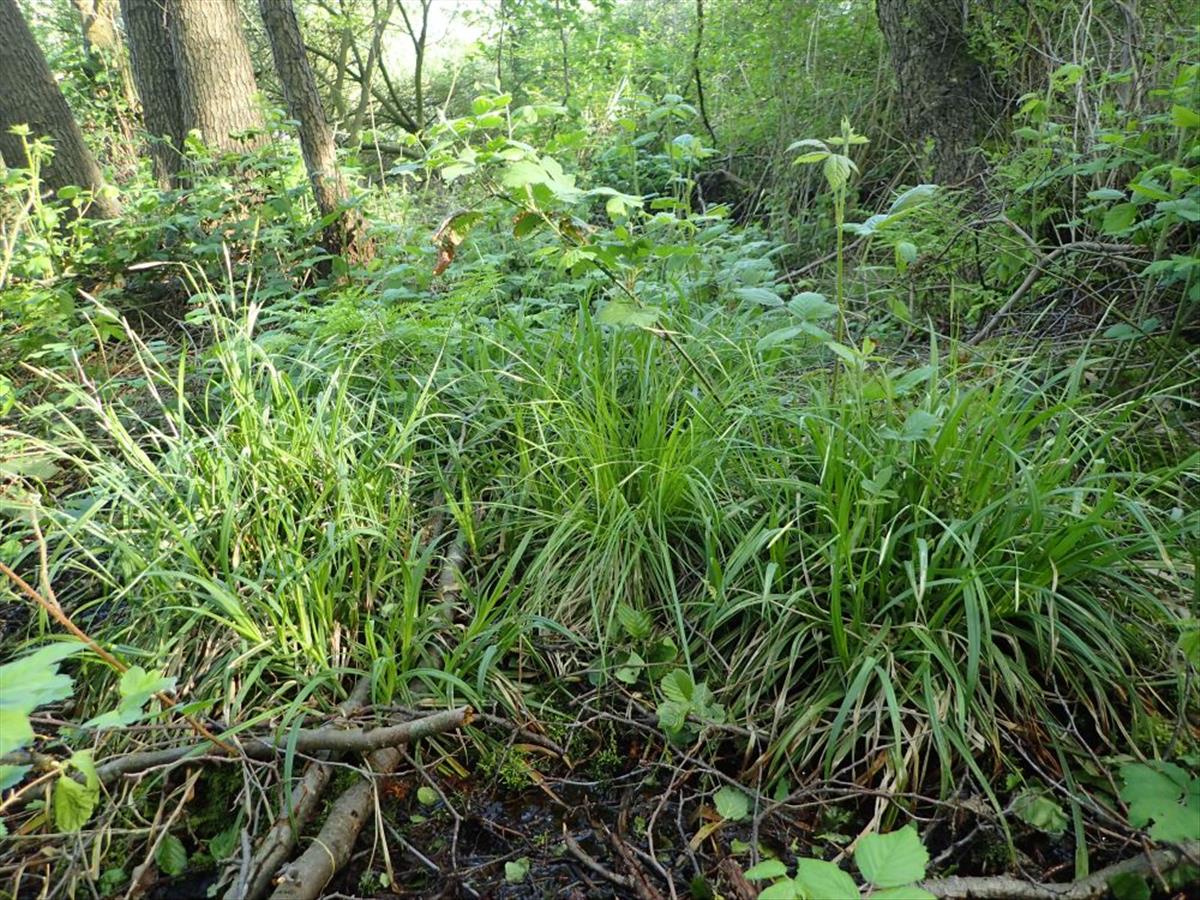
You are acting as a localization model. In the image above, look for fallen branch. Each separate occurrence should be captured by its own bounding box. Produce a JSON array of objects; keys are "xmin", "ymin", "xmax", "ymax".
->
[
  {"xmin": 227, "ymin": 677, "xmax": 373, "ymax": 900},
  {"xmin": 921, "ymin": 841, "xmax": 1200, "ymax": 899},
  {"xmin": 267, "ymin": 704, "xmax": 472, "ymax": 900},
  {"xmin": 967, "ymin": 241, "xmax": 1138, "ymax": 345},
  {"xmin": 268, "ymin": 744, "xmax": 404, "ymax": 900},
  {"xmin": 0, "ymin": 707, "xmax": 472, "ymax": 786}
]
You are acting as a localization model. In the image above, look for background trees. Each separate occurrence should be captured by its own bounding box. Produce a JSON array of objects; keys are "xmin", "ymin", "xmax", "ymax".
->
[
  {"xmin": 259, "ymin": 0, "xmax": 371, "ymax": 261},
  {"xmin": 875, "ymin": 0, "xmax": 999, "ymax": 184},
  {"xmin": 167, "ymin": 0, "xmax": 267, "ymax": 153},
  {"xmin": 0, "ymin": 0, "xmax": 119, "ymax": 217},
  {"xmin": 119, "ymin": 0, "xmax": 184, "ymax": 187}
]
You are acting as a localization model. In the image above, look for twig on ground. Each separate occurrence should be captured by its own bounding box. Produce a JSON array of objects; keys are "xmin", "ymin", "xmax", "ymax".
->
[
  {"xmin": 920, "ymin": 840, "xmax": 1200, "ymax": 899},
  {"xmin": 563, "ymin": 824, "xmax": 633, "ymax": 890},
  {"xmin": 228, "ymin": 676, "xmax": 374, "ymax": 900},
  {"xmin": 267, "ymin": 708, "xmax": 472, "ymax": 900}
]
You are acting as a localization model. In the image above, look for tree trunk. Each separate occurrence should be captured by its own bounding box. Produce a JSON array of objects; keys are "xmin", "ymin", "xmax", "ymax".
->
[
  {"xmin": 167, "ymin": 0, "xmax": 266, "ymax": 154},
  {"xmin": 397, "ymin": 0, "xmax": 430, "ymax": 128},
  {"xmin": 71, "ymin": 0, "xmax": 119, "ymax": 56},
  {"xmin": 258, "ymin": 0, "xmax": 372, "ymax": 262},
  {"xmin": 0, "ymin": 0, "xmax": 120, "ymax": 218},
  {"xmin": 875, "ymin": 0, "xmax": 998, "ymax": 185},
  {"xmin": 120, "ymin": 0, "xmax": 185, "ymax": 187}
]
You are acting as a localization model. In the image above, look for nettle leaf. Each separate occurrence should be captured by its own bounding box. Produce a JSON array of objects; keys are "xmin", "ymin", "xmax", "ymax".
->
[
  {"xmin": 855, "ymin": 826, "xmax": 929, "ymax": 888},
  {"xmin": 1102, "ymin": 202, "xmax": 1138, "ymax": 234},
  {"xmin": 788, "ymin": 292, "xmax": 836, "ymax": 321},
  {"xmin": 1087, "ymin": 188, "xmax": 1126, "ymax": 201},
  {"xmin": 1156, "ymin": 197, "xmax": 1200, "ymax": 222},
  {"xmin": 0, "ymin": 642, "xmax": 82, "ymax": 714},
  {"xmin": 757, "ymin": 323, "xmax": 829, "ymax": 352},
  {"xmin": 597, "ymin": 299, "xmax": 660, "ymax": 328},
  {"xmin": 735, "ymin": 286, "xmax": 785, "ymax": 307},
  {"xmin": 54, "ymin": 775, "xmax": 98, "ymax": 832},
  {"xmin": 744, "ymin": 860, "xmax": 789, "ymax": 881},
  {"xmin": 1171, "ymin": 105, "xmax": 1200, "ymax": 129},
  {"xmin": 501, "ymin": 159, "xmax": 546, "ymax": 189},
  {"xmin": 889, "ymin": 184, "xmax": 938, "ymax": 213},
  {"xmin": 793, "ymin": 859, "xmax": 860, "ymax": 899},
  {"xmin": 156, "ymin": 833, "xmax": 188, "ymax": 877},
  {"xmin": 823, "ymin": 154, "xmax": 855, "ymax": 193},
  {"xmin": 660, "ymin": 670, "xmax": 695, "ymax": 704},
  {"xmin": 714, "ymin": 786, "xmax": 750, "ymax": 821}
]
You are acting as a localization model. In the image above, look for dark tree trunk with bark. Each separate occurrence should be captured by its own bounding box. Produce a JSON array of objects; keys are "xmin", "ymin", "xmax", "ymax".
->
[
  {"xmin": 0, "ymin": 0, "xmax": 120, "ymax": 218},
  {"xmin": 875, "ymin": 0, "xmax": 998, "ymax": 184},
  {"xmin": 167, "ymin": 0, "xmax": 266, "ymax": 153},
  {"xmin": 120, "ymin": 0, "xmax": 185, "ymax": 187},
  {"xmin": 258, "ymin": 0, "xmax": 372, "ymax": 262}
]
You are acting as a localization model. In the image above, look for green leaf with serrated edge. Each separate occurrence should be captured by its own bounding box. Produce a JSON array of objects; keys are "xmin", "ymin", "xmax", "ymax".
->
[
  {"xmin": 823, "ymin": 154, "xmax": 854, "ymax": 193},
  {"xmin": 617, "ymin": 604, "xmax": 653, "ymax": 640},
  {"xmin": 505, "ymin": 857, "xmax": 530, "ymax": 884},
  {"xmin": 758, "ymin": 879, "xmax": 803, "ymax": 899},
  {"xmin": 596, "ymin": 299, "xmax": 660, "ymax": 328},
  {"xmin": 735, "ymin": 286, "xmax": 784, "ymax": 307},
  {"xmin": 1102, "ymin": 203, "xmax": 1138, "ymax": 233},
  {"xmin": 714, "ymin": 786, "xmax": 750, "ymax": 821},
  {"xmin": 660, "ymin": 670, "xmax": 694, "ymax": 704},
  {"xmin": 0, "ymin": 643, "xmax": 81, "ymax": 714},
  {"xmin": 855, "ymin": 826, "xmax": 929, "ymax": 888},
  {"xmin": 0, "ymin": 765, "xmax": 31, "ymax": 792},
  {"xmin": 793, "ymin": 859, "xmax": 860, "ymax": 899},
  {"xmin": 209, "ymin": 824, "xmax": 239, "ymax": 860},
  {"xmin": 119, "ymin": 666, "xmax": 176, "ymax": 701},
  {"xmin": 156, "ymin": 833, "xmax": 187, "ymax": 876},
  {"xmin": 1171, "ymin": 105, "xmax": 1200, "ymax": 129},
  {"xmin": 744, "ymin": 860, "xmax": 789, "ymax": 880},
  {"xmin": 54, "ymin": 776, "xmax": 97, "ymax": 832},
  {"xmin": 788, "ymin": 292, "xmax": 836, "ymax": 321},
  {"xmin": 657, "ymin": 700, "xmax": 688, "ymax": 733},
  {"xmin": 889, "ymin": 184, "xmax": 938, "ymax": 213},
  {"xmin": 872, "ymin": 888, "xmax": 937, "ymax": 900},
  {"xmin": 0, "ymin": 708, "xmax": 34, "ymax": 756},
  {"xmin": 53, "ymin": 751, "xmax": 100, "ymax": 832}
]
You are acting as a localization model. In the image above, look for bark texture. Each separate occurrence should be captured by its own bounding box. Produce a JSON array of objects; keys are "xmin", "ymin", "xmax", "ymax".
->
[
  {"xmin": 71, "ymin": 0, "xmax": 119, "ymax": 55},
  {"xmin": 167, "ymin": 0, "xmax": 266, "ymax": 153},
  {"xmin": 875, "ymin": 0, "xmax": 998, "ymax": 184},
  {"xmin": 0, "ymin": 0, "xmax": 120, "ymax": 218},
  {"xmin": 258, "ymin": 0, "xmax": 372, "ymax": 261},
  {"xmin": 120, "ymin": 0, "xmax": 185, "ymax": 186}
]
